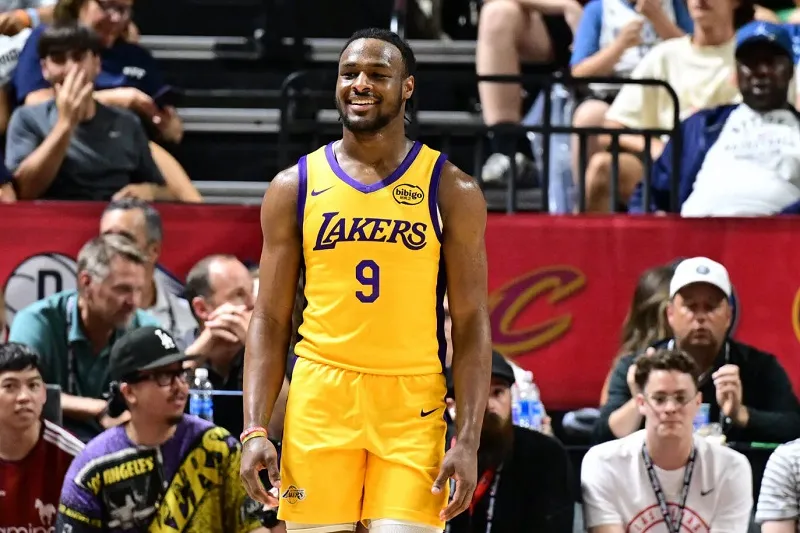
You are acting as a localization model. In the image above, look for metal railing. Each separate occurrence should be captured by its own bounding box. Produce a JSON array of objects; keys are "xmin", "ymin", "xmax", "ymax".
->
[{"xmin": 275, "ymin": 70, "xmax": 683, "ymax": 214}]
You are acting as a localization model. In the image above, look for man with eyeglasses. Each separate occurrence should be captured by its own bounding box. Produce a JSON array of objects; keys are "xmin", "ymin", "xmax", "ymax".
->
[
  {"xmin": 55, "ymin": 326, "xmax": 272, "ymax": 533},
  {"xmin": 595, "ymin": 256, "xmax": 800, "ymax": 444},
  {"xmin": 582, "ymin": 348, "xmax": 752, "ymax": 533}
]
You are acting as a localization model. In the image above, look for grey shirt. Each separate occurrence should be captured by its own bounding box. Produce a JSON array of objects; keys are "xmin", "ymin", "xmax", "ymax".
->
[{"xmin": 6, "ymin": 100, "xmax": 165, "ymax": 200}]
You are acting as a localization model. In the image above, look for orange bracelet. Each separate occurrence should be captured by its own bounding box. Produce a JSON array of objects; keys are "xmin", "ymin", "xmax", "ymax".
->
[{"xmin": 240, "ymin": 426, "xmax": 268, "ymax": 444}]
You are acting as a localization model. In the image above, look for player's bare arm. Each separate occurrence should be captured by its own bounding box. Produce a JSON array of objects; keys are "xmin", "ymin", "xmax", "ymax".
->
[
  {"xmin": 240, "ymin": 165, "xmax": 303, "ymax": 505},
  {"xmin": 432, "ymin": 161, "xmax": 492, "ymax": 521}
]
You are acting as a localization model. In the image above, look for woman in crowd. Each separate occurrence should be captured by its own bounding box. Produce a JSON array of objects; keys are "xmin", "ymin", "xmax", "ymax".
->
[{"xmin": 599, "ymin": 262, "xmax": 675, "ymax": 405}]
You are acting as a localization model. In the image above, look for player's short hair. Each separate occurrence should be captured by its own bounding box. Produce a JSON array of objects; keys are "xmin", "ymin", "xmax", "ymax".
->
[
  {"xmin": 38, "ymin": 22, "xmax": 102, "ymax": 60},
  {"xmin": 340, "ymin": 27, "xmax": 417, "ymax": 78},
  {"xmin": 634, "ymin": 348, "xmax": 700, "ymax": 391},
  {"xmin": 0, "ymin": 343, "xmax": 41, "ymax": 375},
  {"xmin": 103, "ymin": 198, "xmax": 164, "ymax": 244},
  {"xmin": 339, "ymin": 28, "xmax": 418, "ymax": 124}
]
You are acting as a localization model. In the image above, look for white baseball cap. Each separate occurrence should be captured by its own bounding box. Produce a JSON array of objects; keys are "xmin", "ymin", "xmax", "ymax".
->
[{"xmin": 669, "ymin": 257, "xmax": 732, "ymax": 298}]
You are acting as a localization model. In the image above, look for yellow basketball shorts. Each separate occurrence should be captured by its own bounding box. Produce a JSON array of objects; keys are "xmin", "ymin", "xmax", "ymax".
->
[{"xmin": 277, "ymin": 357, "xmax": 449, "ymax": 528}]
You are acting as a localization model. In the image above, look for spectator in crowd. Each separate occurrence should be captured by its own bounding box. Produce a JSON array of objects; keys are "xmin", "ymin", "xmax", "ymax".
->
[
  {"xmin": 583, "ymin": 0, "xmax": 753, "ymax": 212},
  {"xmin": 755, "ymin": 437, "xmax": 800, "ymax": 530},
  {"xmin": 8, "ymin": 234, "xmax": 159, "ymax": 442},
  {"xmin": 630, "ymin": 21, "xmax": 800, "ymax": 216},
  {"xmin": 595, "ymin": 256, "xmax": 800, "ymax": 444},
  {"xmin": 444, "ymin": 351, "xmax": 573, "ymax": 532},
  {"xmin": 12, "ymin": 0, "xmax": 201, "ymax": 202},
  {"xmin": 100, "ymin": 198, "xmax": 197, "ymax": 340},
  {"xmin": 476, "ymin": 0, "xmax": 582, "ymax": 183},
  {"xmin": 56, "ymin": 326, "xmax": 273, "ymax": 533},
  {"xmin": 0, "ymin": 343, "xmax": 83, "ymax": 530},
  {"xmin": 182, "ymin": 254, "xmax": 254, "ymax": 437},
  {"xmin": 582, "ymin": 348, "xmax": 753, "ymax": 533},
  {"xmin": 600, "ymin": 263, "xmax": 675, "ymax": 406},
  {"xmin": 569, "ymin": 0, "xmax": 693, "ymax": 199},
  {"xmin": 5, "ymin": 24, "xmax": 174, "ymax": 201},
  {"xmin": 0, "ymin": 0, "xmax": 139, "ymax": 37}
]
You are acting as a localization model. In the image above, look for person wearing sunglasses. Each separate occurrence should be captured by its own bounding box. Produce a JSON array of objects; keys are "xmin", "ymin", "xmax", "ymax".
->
[{"xmin": 55, "ymin": 325, "xmax": 273, "ymax": 533}]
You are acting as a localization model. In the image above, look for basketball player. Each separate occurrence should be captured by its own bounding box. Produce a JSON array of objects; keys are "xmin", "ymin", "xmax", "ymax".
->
[{"xmin": 240, "ymin": 27, "xmax": 492, "ymax": 533}]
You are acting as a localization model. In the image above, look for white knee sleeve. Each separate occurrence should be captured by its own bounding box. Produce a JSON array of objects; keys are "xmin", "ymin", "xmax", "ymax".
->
[
  {"xmin": 367, "ymin": 518, "xmax": 443, "ymax": 533},
  {"xmin": 285, "ymin": 522, "xmax": 357, "ymax": 533}
]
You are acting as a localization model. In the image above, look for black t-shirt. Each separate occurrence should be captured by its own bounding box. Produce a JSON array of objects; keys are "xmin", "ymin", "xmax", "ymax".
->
[{"xmin": 446, "ymin": 426, "xmax": 575, "ymax": 533}]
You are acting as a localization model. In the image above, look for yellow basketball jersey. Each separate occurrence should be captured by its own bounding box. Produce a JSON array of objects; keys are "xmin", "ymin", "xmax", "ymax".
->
[{"xmin": 294, "ymin": 140, "xmax": 447, "ymax": 376}]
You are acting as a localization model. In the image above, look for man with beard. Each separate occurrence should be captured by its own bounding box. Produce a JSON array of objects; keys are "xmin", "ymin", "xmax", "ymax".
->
[
  {"xmin": 595, "ymin": 256, "xmax": 800, "ymax": 444},
  {"xmin": 55, "ymin": 326, "xmax": 272, "ymax": 533},
  {"xmin": 444, "ymin": 351, "xmax": 574, "ymax": 533},
  {"xmin": 240, "ymin": 27, "xmax": 491, "ymax": 533},
  {"xmin": 9, "ymin": 233, "xmax": 160, "ymax": 442}
]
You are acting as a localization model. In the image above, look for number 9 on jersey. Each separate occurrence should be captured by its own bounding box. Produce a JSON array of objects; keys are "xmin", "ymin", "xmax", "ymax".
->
[{"xmin": 355, "ymin": 259, "xmax": 380, "ymax": 303}]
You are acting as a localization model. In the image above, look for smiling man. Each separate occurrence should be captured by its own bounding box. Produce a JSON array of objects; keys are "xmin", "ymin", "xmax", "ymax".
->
[
  {"xmin": 0, "ymin": 342, "xmax": 84, "ymax": 531},
  {"xmin": 240, "ymin": 27, "xmax": 491, "ymax": 533},
  {"xmin": 630, "ymin": 21, "xmax": 800, "ymax": 215},
  {"xmin": 582, "ymin": 348, "xmax": 752, "ymax": 533},
  {"xmin": 56, "ymin": 326, "xmax": 269, "ymax": 533}
]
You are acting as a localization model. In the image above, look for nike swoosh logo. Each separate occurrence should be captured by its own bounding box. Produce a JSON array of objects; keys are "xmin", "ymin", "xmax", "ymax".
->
[
  {"xmin": 420, "ymin": 408, "xmax": 439, "ymax": 417},
  {"xmin": 311, "ymin": 186, "xmax": 334, "ymax": 196},
  {"xmin": 701, "ymin": 489, "xmax": 714, "ymax": 496}
]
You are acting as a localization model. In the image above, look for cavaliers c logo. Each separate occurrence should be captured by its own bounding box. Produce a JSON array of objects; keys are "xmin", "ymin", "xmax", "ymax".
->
[{"xmin": 489, "ymin": 266, "xmax": 586, "ymax": 356}]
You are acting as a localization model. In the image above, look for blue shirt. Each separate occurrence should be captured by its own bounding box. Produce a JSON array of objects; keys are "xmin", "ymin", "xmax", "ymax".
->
[
  {"xmin": 11, "ymin": 25, "xmax": 169, "ymax": 105},
  {"xmin": 570, "ymin": 0, "xmax": 694, "ymax": 67}
]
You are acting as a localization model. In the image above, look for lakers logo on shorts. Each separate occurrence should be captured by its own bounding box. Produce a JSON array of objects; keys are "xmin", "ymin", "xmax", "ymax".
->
[
  {"xmin": 392, "ymin": 183, "xmax": 424, "ymax": 205},
  {"xmin": 281, "ymin": 485, "xmax": 306, "ymax": 504}
]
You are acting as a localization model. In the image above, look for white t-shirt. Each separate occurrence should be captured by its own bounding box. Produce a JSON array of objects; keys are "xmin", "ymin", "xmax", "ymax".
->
[
  {"xmin": 582, "ymin": 430, "xmax": 753, "ymax": 533},
  {"xmin": 682, "ymin": 104, "xmax": 800, "ymax": 217}
]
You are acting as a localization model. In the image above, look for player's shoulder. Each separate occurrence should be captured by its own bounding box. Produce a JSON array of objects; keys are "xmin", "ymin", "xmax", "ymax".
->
[{"xmin": 436, "ymin": 159, "xmax": 486, "ymax": 221}]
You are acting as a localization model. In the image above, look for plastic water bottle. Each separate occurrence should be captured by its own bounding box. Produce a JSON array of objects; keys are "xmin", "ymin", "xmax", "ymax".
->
[
  {"xmin": 189, "ymin": 368, "xmax": 214, "ymax": 422},
  {"xmin": 515, "ymin": 371, "xmax": 544, "ymax": 431}
]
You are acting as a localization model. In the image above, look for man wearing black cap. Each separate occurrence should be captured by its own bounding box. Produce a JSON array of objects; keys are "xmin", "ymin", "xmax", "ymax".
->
[
  {"xmin": 444, "ymin": 352, "xmax": 575, "ymax": 533},
  {"xmin": 54, "ymin": 326, "xmax": 271, "ymax": 533}
]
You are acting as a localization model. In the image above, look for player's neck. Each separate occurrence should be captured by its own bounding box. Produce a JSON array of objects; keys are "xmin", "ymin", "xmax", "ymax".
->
[
  {"xmin": 0, "ymin": 419, "xmax": 40, "ymax": 461},
  {"xmin": 126, "ymin": 418, "xmax": 177, "ymax": 447},
  {"xmin": 645, "ymin": 431, "xmax": 694, "ymax": 471},
  {"xmin": 78, "ymin": 295, "xmax": 115, "ymax": 351},
  {"xmin": 340, "ymin": 120, "xmax": 410, "ymax": 165}
]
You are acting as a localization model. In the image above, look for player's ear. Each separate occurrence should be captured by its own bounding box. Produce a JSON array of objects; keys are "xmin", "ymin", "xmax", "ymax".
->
[{"xmin": 403, "ymin": 74, "xmax": 414, "ymax": 102}]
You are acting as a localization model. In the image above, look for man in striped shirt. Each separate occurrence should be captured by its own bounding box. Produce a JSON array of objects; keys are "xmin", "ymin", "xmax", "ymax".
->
[
  {"xmin": 757, "ymin": 440, "xmax": 800, "ymax": 532},
  {"xmin": 0, "ymin": 342, "xmax": 83, "ymax": 530}
]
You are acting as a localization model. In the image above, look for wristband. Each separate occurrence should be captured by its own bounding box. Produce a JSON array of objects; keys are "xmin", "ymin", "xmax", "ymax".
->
[{"xmin": 240, "ymin": 426, "xmax": 268, "ymax": 444}]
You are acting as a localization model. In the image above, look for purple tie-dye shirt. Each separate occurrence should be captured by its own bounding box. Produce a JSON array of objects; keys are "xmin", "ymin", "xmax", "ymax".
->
[{"xmin": 55, "ymin": 415, "xmax": 263, "ymax": 533}]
